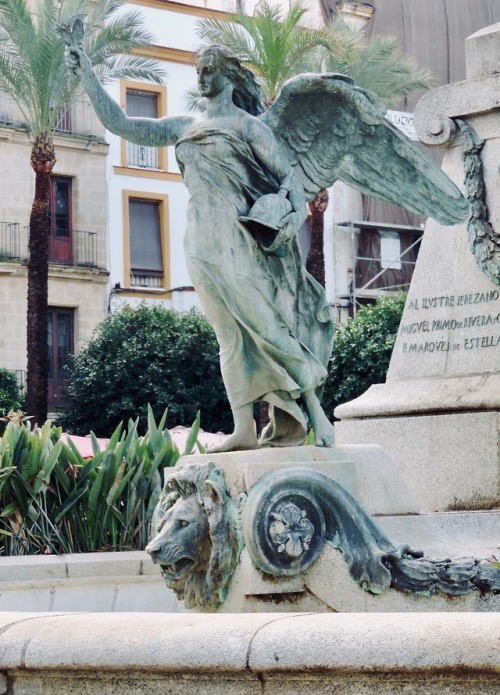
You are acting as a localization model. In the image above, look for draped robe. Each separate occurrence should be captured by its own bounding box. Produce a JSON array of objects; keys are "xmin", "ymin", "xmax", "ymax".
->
[{"xmin": 176, "ymin": 126, "xmax": 334, "ymax": 445}]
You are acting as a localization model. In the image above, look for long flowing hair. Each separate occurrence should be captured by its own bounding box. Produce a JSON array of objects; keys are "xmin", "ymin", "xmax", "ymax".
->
[{"xmin": 195, "ymin": 44, "xmax": 264, "ymax": 116}]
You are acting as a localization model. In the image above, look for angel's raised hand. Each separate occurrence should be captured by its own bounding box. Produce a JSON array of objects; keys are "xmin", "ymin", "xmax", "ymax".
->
[
  {"xmin": 64, "ymin": 46, "xmax": 82, "ymax": 77},
  {"xmin": 57, "ymin": 15, "xmax": 86, "ymax": 75},
  {"xmin": 56, "ymin": 14, "xmax": 86, "ymax": 48}
]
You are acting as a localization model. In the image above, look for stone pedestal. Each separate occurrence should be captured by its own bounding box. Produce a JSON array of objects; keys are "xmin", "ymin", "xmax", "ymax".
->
[
  {"xmin": 183, "ymin": 444, "xmax": 418, "ymax": 516},
  {"xmin": 335, "ymin": 24, "xmax": 500, "ymax": 514},
  {"xmin": 171, "ymin": 448, "xmax": 499, "ymax": 613},
  {"xmin": 336, "ymin": 412, "xmax": 500, "ymax": 512}
]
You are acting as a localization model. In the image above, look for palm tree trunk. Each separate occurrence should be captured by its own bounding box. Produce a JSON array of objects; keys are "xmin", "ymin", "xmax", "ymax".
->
[
  {"xmin": 26, "ymin": 134, "xmax": 55, "ymax": 424},
  {"xmin": 306, "ymin": 189, "xmax": 329, "ymax": 288}
]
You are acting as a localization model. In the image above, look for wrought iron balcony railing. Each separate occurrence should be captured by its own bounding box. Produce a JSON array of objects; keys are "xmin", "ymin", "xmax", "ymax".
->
[
  {"xmin": 127, "ymin": 142, "xmax": 160, "ymax": 169},
  {"xmin": 130, "ymin": 271, "xmax": 164, "ymax": 288},
  {"xmin": 0, "ymin": 92, "xmax": 105, "ymax": 139},
  {"xmin": 47, "ymin": 227, "xmax": 98, "ymax": 268},
  {"xmin": 1, "ymin": 223, "xmax": 99, "ymax": 269},
  {"xmin": 0, "ymin": 221, "xmax": 22, "ymax": 260}
]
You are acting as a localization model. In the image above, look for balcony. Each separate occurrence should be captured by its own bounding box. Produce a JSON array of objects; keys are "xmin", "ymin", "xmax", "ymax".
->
[
  {"xmin": 127, "ymin": 142, "xmax": 160, "ymax": 169},
  {"xmin": 0, "ymin": 92, "xmax": 104, "ymax": 140},
  {"xmin": 48, "ymin": 228, "xmax": 98, "ymax": 267},
  {"xmin": 0, "ymin": 222, "xmax": 98, "ymax": 269},
  {"xmin": 0, "ymin": 221, "xmax": 22, "ymax": 260}
]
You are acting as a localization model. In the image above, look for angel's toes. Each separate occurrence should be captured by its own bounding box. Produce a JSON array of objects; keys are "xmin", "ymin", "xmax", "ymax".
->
[{"xmin": 314, "ymin": 433, "xmax": 333, "ymax": 447}]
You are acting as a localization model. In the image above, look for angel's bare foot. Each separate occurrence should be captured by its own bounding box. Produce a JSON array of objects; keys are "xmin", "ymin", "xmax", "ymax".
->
[
  {"xmin": 206, "ymin": 403, "xmax": 257, "ymax": 453},
  {"xmin": 206, "ymin": 431, "xmax": 258, "ymax": 454},
  {"xmin": 302, "ymin": 390, "xmax": 335, "ymax": 447}
]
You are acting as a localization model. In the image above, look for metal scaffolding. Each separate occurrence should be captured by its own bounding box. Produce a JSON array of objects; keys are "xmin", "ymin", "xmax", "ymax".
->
[{"xmin": 335, "ymin": 220, "xmax": 423, "ymax": 315}]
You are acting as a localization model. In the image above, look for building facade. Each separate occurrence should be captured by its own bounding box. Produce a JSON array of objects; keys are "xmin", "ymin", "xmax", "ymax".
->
[
  {"xmin": 0, "ymin": 95, "xmax": 109, "ymax": 409},
  {"xmin": 2, "ymin": 0, "xmax": 498, "ymax": 413}
]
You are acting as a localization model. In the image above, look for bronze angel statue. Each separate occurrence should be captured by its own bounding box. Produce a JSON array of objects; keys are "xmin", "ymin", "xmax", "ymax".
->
[{"xmin": 60, "ymin": 19, "xmax": 469, "ymax": 453}]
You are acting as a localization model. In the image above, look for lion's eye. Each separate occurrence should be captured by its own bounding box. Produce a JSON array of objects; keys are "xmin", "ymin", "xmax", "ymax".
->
[{"xmin": 179, "ymin": 519, "xmax": 189, "ymax": 528}]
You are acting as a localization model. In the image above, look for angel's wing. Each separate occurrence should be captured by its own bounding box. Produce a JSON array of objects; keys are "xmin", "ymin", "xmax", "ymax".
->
[{"xmin": 260, "ymin": 73, "xmax": 469, "ymax": 226}]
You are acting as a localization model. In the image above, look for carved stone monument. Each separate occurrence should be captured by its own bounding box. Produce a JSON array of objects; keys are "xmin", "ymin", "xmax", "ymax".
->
[
  {"xmin": 335, "ymin": 23, "xmax": 500, "ymax": 514},
  {"xmin": 145, "ymin": 24, "xmax": 500, "ymax": 614},
  {"xmin": 60, "ymin": 18, "xmax": 499, "ymax": 613}
]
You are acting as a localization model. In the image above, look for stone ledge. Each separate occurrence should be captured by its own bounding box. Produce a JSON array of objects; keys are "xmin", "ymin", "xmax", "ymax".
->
[
  {"xmin": 0, "ymin": 552, "xmax": 175, "ymax": 614},
  {"xmin": 0, "ymin": 551, "xmax": 161, "ymax": 582},
  {"xmin": 413, "ymin": 73, "xmax": 500, "ymax": 145},
  {"xmin": 334, "ymin": 376, "xmax": 500, "ymax": 419},
  {"xmin": 0, "ymin": 611, "xmax": 498, "ymax": 676}
]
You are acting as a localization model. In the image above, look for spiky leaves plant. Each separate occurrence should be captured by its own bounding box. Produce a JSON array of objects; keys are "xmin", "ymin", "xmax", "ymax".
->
[{"xmin": 0, "ymin": 0, "xmax": 166, "ymax": 424}]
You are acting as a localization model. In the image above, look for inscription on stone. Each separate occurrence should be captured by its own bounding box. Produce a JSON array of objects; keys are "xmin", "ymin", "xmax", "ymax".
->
[{"xmin": 399, "ymin": 290, "xmax": 500, "ymax": 356}]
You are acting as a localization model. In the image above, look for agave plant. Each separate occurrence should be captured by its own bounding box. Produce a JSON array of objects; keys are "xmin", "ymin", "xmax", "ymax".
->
[
  {"xmin": 0, "ymin": 419, "xmax": 67, "ymax": 553},
  {"xmin": 0, "ymin": 406, "xmax": 201, "ymax": 555}
]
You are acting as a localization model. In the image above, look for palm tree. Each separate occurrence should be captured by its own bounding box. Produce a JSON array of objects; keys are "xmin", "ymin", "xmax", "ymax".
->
[
  {"xmin": 195, "ymin": 0, "xmax": 350, "ymax": 106},
  {"xmin": 195, "ymin": 5, "xmax": 433, "ymax": 287},
  {"xmin": 0, "ymin": 0, "xmax": 166, "ymax": 424},
  {"xmin": 321, "ymin": 21, "xmax": 433, "ymax": 109},
  {"xmin": 305, "ymin": 20, "xmax": 433, "ymax": 286}
]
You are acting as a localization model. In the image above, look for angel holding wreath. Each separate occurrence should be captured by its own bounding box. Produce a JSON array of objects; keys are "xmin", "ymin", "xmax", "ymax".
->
[{"xmin": 59, "ymin": 19, "xmax": 468, "ymax": 453}]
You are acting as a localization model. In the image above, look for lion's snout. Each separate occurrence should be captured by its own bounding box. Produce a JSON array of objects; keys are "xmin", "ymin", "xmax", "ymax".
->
[{"xmin": 145, "ymin": 537, "xmax": 163, "ymax": 561}]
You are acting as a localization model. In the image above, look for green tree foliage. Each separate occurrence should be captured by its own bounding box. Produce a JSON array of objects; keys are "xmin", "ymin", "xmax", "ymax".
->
[
  {"xmin": 322, "ymin": 295, "xmax": 406, "ymax": 418},
  {"xmin": 0, "ymin": 368, "xmax": 23, "ymax": 420},
  {"xmin": 194, "ymin": 0, "xmax": 340, "ymax": 105},
  {"xmin": 194, "ymin": 4, "xmax": 432, "ymax": 108},
  {"xmin": 60, "ymin": 305, "xmax": 231, "ymax": 437}
]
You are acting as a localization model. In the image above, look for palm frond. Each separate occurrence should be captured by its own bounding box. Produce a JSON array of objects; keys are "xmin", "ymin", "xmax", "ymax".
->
[
  {"xmin": 0, "ymin": 0, "xmax": 165, "ymax": 136},
  {"xmin": 323, "ymin": 32, "xmax": 434, "ymax": 108},
  {"xmin": 95, "ymin": 55, "xmax": 166, "ymax": 85},
  {"xmin": 86, "ymin": 12, "xmax": 158, "ymax": 58},
  {"xmin": 183, "ymin": 86, "xmax": 205, "ymax": 113},
  {"xmin": 195, "ymin": 18, "xmax": 256, "ymax": 61},
  {"xmin": 196, "ymin": 0, "xmax": 335, "ymax": 102},
  {"xmin": 196, "ymin": 5, "xmax": 432, "ymax": 108}
]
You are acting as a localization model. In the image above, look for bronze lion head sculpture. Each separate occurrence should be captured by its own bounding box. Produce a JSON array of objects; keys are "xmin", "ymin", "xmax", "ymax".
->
[{"xmin": 146, "ymin": 462, "xmax": 243, "ymax": 611}]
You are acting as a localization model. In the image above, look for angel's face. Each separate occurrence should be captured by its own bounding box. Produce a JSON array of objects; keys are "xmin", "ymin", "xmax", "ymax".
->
[{"xmin": 196, "ymin": 54, "xmax": 229, "ymax": 98}]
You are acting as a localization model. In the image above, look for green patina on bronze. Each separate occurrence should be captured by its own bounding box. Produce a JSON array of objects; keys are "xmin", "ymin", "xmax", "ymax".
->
[
  {"xmin": 147, "ymin": 463, "xmax": 500, "ymax": 610},
  {"xmin": 146, "ymin": 462, "xmax": 244, "ymax": 611},
  {"xmin": 456, "ymin": 118, "xmax": 500, "ymax": 285},
  {"xmin": 59, "ymin": 19, "xmax": 470, "ymax": 453}
]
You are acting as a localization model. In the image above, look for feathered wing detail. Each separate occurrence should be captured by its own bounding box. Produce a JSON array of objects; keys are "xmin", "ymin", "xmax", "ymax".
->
[{"xmin": 260, "ymin": 73, "xmax": 470, "ymax": 226}]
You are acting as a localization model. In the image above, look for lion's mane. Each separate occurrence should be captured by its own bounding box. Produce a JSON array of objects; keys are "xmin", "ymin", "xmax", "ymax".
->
[{"xmin": 152, "ymin": 462, "xmax": 243, "ymax": 610}]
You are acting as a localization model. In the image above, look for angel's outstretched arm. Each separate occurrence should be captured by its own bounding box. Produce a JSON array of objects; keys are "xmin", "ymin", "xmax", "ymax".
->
[{"xmin": 64, "ymin": 46, "xmax": 193, "ymax": 147}]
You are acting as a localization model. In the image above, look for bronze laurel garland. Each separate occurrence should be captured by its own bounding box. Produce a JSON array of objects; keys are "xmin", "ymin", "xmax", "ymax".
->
[{"xmin": 456, "ymin": 118, "xmax": 500, "ymax": 285}]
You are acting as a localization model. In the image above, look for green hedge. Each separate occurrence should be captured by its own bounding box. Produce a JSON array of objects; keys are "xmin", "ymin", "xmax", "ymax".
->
[
  {"xmin": 322, "ymin": 295, "xmax": 406, "ymax": 418},
  {"xmin": 0, "ymin": 368, "xmax": 23, "ymax": 415},
  {"xmin": 0, "ymin": 407, "xmax": 200, "ymax": 556},
  {"xmin": 60, "ymin": 305, "xmax": 232, "ymax": 437}
]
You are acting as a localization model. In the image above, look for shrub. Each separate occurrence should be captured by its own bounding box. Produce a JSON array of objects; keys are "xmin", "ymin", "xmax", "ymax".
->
[
  {"xmin": 0, "ymin": 368, "xmax": 23, "ymax": 435},
  {"xmin": 60, "ymin": 306, "xmax": 232, "ymax": 437},
  {"xmin": 322, "ymin": 294, "xmax": 406, "ymax": 418},
  {"xmin": 0, "ymin": 407, "xmax": 201, "ymax": 555},
  {"xmin": 0, "ymin": 368, "xmax": 23, "ymax": 416}
]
